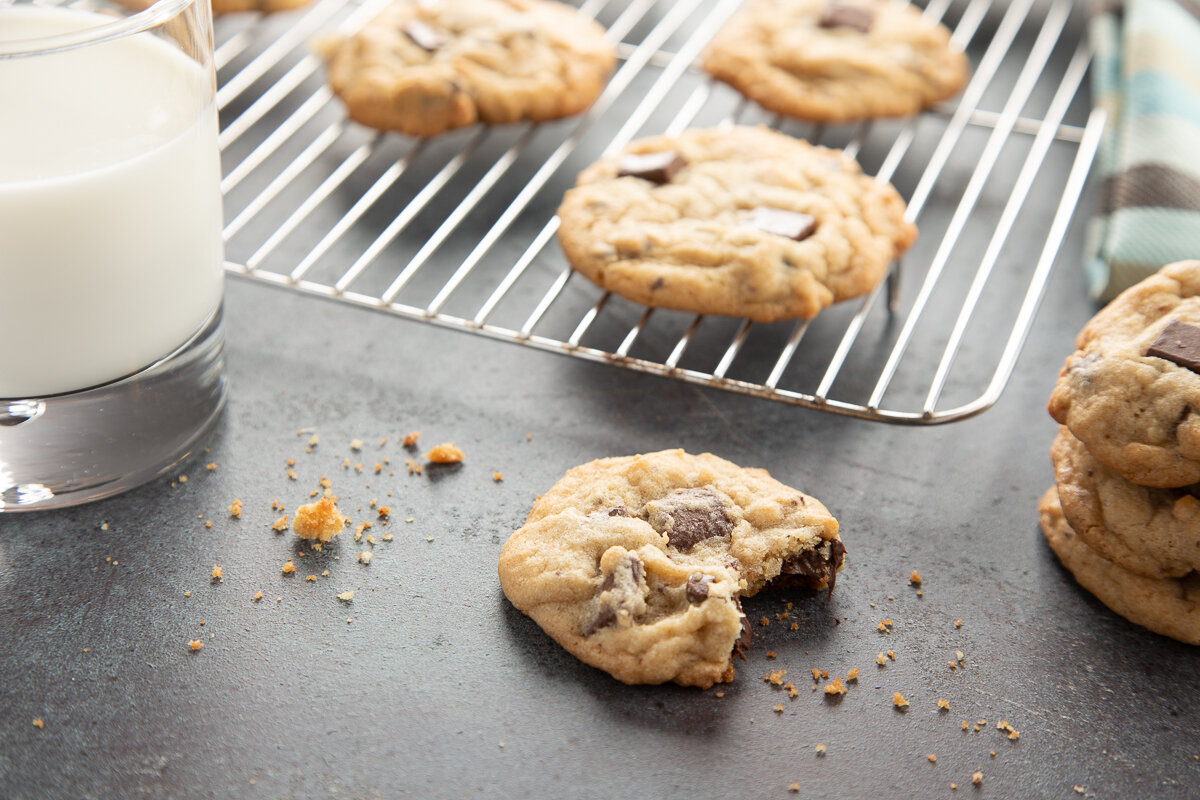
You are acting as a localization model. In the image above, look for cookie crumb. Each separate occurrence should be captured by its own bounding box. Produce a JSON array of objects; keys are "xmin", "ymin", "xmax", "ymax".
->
[
  {"xmin": 425, "ymin": 443, "xmax": 465, "ymax": 464},
  {"xmin": 406, "ymin": 459, "xmax": 422, "ymax": 475},
  {"xmin": 766, "ymin": 651, "xmax": 776, "ymax": 659},
  {"xmin": 876, "ymin": 619, "xmax": 893, "ymax": 632},
  {"xmin": 183, "ymin": 590, "xmax": 191, "ymax": 597},
  {"xmin": 32, "ymin": 718, "xmax": 44, "ymax": 729},
  {"xmin": 955, "ymin": 619, "xmax": 963, "ymax": 628},
  {"xmin": 892, "ymin": 692, "xmax": 909, "ymax": 709},
  {"xmin": 887, "ymin": 649, "xmax": 896, "ymax": 661},
  {"xmin": 206, "ymin": 462, "xmax": 217, "ymax": 471},
  {"xmin": 492, "ymin": 471, "xmax": 504, "ymax": 482},
  {"xmin": 377, "ymin": 506, "xmax": 390, "ymax": 519},
  {"xmin": 950, "ymin": 783, "xmax": 957, "ymax": 791},
  {"xmin": 188, "ymin": 640, "xmax": 204, "ymax": 652},
  {"xmin": 715, "ymin": 691, "xmax": 725, "ymax": 698},
  {"xmin": 281, "ymin": 560, "xmax": 295, "ymax": 574},
  {"xmin": 253, "ymin": 591, "xmax": 263, "ymax": 602},
  {"xmin": 402, "ymin": 431, "xmax": 420, "ymax": 447},
  {"xmin": 337, "ymin": 590, "xmax": 354, "ymax": 602},
  {"xmin": 908, "ymin": 570, "xmax": 922, "ymax": 585},
  {"xmin": 846, "ymin": 668, "xmax": 859, "ymax": 681},
  {"xmin": 956, "ymin": 650, "xmax": 965, "ymax": 662},
  {"xmin": 271, "ymin": 515, "xmax": 289, "ymax": 532},
  {"xmin": 764, "ymin": 669, "xmax": 787, "ymax": 686},
  {"xmin": 787, "ymin": 784, "xmax": 799, "ymax": 793},
  {"xmin": 359, "ymin": 552, "xmax": 372, "ymax": 565},
  {"xmin": 305, "ymin": 575, "xmax": 317, "ymax": 582},
  {"xmin": 971, "ymin": 771, "xmax": 983, "ymax": 785},
  {"xmin": 927, "ymin": 754, "xmax": 937, "ymax": 763},
  {"xmin": 789, "ymin": 622, "xmax": 799, "ymax": 631},
  {"xmin": 876, "ymin": 652, "xmax": 887, "ymax": 666},
  {"xmin": 292, "ymin": 497, "xmax": 348, "ymax": 542},
  {"xmin": 773, "ymin": 704, "xmax": 784, "ymax": 713},
  {"xmin": 211, "ymin": 565, "xmax": 222, "ymax": 580},
  {"xmin": 823, "ymin": 678, "xmax": 847, "ymax": 696},
  {"xmin": 382, "ymin": 533, "xmax": 394, "ymax": 542},
  {"xmin": 350, "ymin": 439, "xmax": 363, "ymax": 451},
  {"xmin": 760, "ymin": 617, "xmax": 770, "ymax": 627},
  {"xmin": 1074, "ymin": 787, "xmax": 1085, "ymax": 794},
  {"xmin": 938, "ymin": 699, "xmax": 950, "ymax": 711},
  {"xmin": 228, "ymin": 499, "xmax": 242, "ymax": 519},
  {"xmin": 815, "ymin": 744, "xmax": 826, "ymax": 755}
]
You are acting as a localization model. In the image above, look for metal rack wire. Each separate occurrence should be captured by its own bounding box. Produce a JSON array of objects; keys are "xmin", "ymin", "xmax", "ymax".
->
[{"xmin": 215, "ymin": 0, "xmax": 1105, "ymax": 423}]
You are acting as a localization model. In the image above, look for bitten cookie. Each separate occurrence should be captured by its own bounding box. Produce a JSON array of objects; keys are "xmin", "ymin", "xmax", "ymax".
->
[
  {"xmin": 312, "ymin": 0, "xmax": 615, "ymax": 137},
  {"xmin": 1052, "ymin": 426, "xmax": 1200, "ymax": 580},
  {"xmin": 556, "ymin": 126, "xmax": 916, "ymax": 322},
  {"xmin": 1047, "ymin": 261, "xmax": 1200, "ymax": 488},
  {"xmin": 1039, "ymin": 487, "xmax": 1200, "ymax": 645},
  {"xmin": 701, "ymin": 0, "xmax": 968, "ymax": 122},
  {"xmin": 498, "ymin": 450, "xmax": 844, "ymax": 687}
]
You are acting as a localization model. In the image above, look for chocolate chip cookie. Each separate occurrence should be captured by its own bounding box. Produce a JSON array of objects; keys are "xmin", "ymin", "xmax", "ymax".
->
[
  {"xmin": 555, "ymin": 125, "xmax": 916, "ymax": 322},
  {"xmin": 312, "ymin": 0, "xmax": 615, "ymax": 137},
  {"xmin": 1039, "ymin": 487, "xmax": 1200, "ymax": 645},
  {"xmin": 497, "ymin": 450, "xmax": 844, "ymax": 687},
  {"xmin": 1052, "ymin": 426, "xmax": 1200, "ymax": 580},
  {"xmin": 1047, "ymin": 261, "xmax": 1200, "ymax": 488},
  {"xmin": 701, "ymin": 0, "xmax": 968, "ymax": 122}
]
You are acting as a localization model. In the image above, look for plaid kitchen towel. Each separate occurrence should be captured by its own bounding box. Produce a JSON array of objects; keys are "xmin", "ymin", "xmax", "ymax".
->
[{"xmin": 1086, "ymin": 0, "xmax": 1200, "ymax": 302}]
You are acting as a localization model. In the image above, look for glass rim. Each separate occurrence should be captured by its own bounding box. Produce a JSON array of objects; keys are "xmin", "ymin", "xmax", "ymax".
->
[{"xmin": 0, "ymin": 0, "xmax": 198, "ymax": 59}]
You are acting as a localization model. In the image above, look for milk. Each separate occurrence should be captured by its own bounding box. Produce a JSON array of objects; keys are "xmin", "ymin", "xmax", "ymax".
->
[{"xmin": 0, "ymin": 6, "xmax": 223, "ymax": 398}]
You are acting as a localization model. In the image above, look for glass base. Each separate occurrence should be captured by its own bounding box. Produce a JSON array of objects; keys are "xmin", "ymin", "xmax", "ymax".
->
[{"xmin": 0, "ymin": 307, "xmax": 226, "ymax": 511}]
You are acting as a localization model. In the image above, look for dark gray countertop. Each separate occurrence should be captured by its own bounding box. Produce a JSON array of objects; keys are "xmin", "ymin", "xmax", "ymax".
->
[{"xmin": 2, "ymin": 249, "xmax": 1198, "ymax": 798}]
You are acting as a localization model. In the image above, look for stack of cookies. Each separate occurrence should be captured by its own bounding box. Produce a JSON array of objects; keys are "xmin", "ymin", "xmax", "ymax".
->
[{"xmin": 1039, "ymin": 261, "xmax": 1200, "ymax": 645}]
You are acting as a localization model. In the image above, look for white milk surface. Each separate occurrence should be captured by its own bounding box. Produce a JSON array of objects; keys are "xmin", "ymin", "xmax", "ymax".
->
[{"xmin": 0, "ymin": 6, "xmax": 223, "ymax": 397}]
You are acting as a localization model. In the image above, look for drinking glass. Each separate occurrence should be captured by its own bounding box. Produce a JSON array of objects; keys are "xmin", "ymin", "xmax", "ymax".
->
[{"xmin": 0, "ymin": 0, "xmax": 226, "ymax": 510}]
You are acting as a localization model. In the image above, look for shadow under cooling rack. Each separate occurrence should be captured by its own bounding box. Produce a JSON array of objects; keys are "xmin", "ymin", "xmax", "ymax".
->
[{"xmin": 215, "ymin": 0, "xmax": 1105, "ymax": 424}]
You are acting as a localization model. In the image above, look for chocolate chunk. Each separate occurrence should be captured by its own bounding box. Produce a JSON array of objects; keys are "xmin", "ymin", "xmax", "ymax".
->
[
  {"xmin": 743, "ymin": 206, "xmax": 818, "ymax": 241},
  {"xmin": 1147, "ymin": 320, "xmax": 1200, "ymax": 374},
  {"xmin": 768, "ymin": 539, "xmax": 847, "ymax": 596},
  {"xmin": 732, "ymin": 603, "xmax": 752, "ymax": 660},
  {"xmin": 818, "ymin": 2, "xmax": 874, "ymax": 33},
  {"xmin": 647, "ymin": 488, "xmax": 735, "ymax": 550},
  {"xmin": 403, "ymin": 19, "xmax": 447, "ymax": 52},
  {"xmin": 601, "ymin": 552, "xmax": 643, "ymax": 591},
  {"xmin": 606, "ymin": 506, "xmax": 630, "ymax": 517},
  {"xmin": 686, "ymin": 573, "xmax": 714, "ymax": 603},
  {"xmin": 583, "ymin": 605, "xmax": 616, "ymax": 636},
  {"xmin": 617, "ymin": 150, "xmax": 687, "ymax": 184}
]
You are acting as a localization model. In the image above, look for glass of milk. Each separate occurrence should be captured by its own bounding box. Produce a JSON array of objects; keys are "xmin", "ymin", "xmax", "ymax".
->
[{"xmin": 0, "ymin": 0, "xmax": 226, "ymax": 510}]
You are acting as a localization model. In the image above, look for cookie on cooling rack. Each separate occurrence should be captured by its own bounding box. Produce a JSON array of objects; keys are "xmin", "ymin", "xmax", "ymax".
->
[
  {"xmin": 1047, "ymin": 261, "xmax": 1200, "ymax": 488},
  {"xmin": 1038, "ymin": 487, "xmax": 1200, "ymax": 645},
  {"xmin": 701, "ymin": 0, "xmax": 968, "ymax": 122},
  {"xmin": 312, "ymin": 0, "xmax": 615, "ymax": 137},
  {"xmin": 1051, "ymin": 426, "xmax": 1200, "ymax": 580},
  {"xmin": 498, "ymin": 449, "xmax": 844, "ymax": 687},
  {"xmin": 555, "ymin": 125, "xmax": 916, "ymax": 322}
]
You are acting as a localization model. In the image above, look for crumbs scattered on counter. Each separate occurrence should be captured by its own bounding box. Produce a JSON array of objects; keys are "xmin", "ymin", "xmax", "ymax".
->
[
  {"xmin": 493, "ymin": 471, "xmax": 504, "ymax": 482},
  {"xmin": 823, "ymin": 678, "xmax": 846, "ymax": 697},
  {"xmin": 253, "ymin": 591, "xmax": 263, "ymax": 602},
  {"xmin": 928, "ymin": 754, "xmax": 937, "ymax": 763},
  {"xmin": 292, "ymin": 497, "xmax": 347, "ymax": 542},
  {"xmin": 893, "ymin": 692, "xmax": 909, "ymax": 709},
  {"xmin": 877, "ymin": 619, "xmax": 894, "ymax": 633},
  {"xmin": 764, "ymin": 670, "xmax": 787, "ymax": 686},
  {"xmin": 281, "ymin": 561, "xmax": 295, "ymax": 575},
  {"xmin": 211, "ymin": 565, "xmax": 222, "ymax": 580},
  {"xmin": 938, "ymin": 699, "xmax": 950, "ymax": 711},
  {"xmin": 337, "ymin": 590, "xmax": 354, "ymax": 602},
  {"xmin": 272, "ymin": 515, "xmax": 289, "ymax": 532},
  {"xmin": 909, "ymin": 570, "xmax": 922, "ymax": 585},
  {"xmin": 972, "ymin": 771, "xmax": 983, "ymax": 785},
  {"xmin": 358, "ymin": 552, "xmax": 372, "ymax": 565},
  {"xmin": 228, "ymin": 499, "xmax": 242, "ymax": 519},
  {"xmin": 425, "ymin": 443, "xmax": 465, "ymax": 464},
  {"xmin": 206, "ymin": 462, "xmax": 217, "ymax": 471},
  {"xmin": 188, "ymin": 640, "xmax": 204, "ymax": 652},
  {"xmin": 32, "ymin": 718, "xmax": 44, "ymax": 729},
  {"xmin": 402, "ymin": 431, "xmax": 420, "ymax": 447},
  {"xmin": 815, "ymin": 744, "xmax": 826, "ymax": 756}
]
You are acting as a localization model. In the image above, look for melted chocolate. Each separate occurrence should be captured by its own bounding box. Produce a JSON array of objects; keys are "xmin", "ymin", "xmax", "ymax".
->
[
  {"xmin": 686, "ymin": 572, "xmax": 714, "ymax": 603},
  {"xmin": 403, "ymin": 20, "xmax": 447, "ymax": 52},
  {"xmin": 769, "ymin": 539, "xmax": 847, "ymax": 596},
  {"xmin": 617, "ymin": 150, "xmax": 687, "ymax": 184},
  {"xmin": 818, "ymin": 2, "xmax": 874, "ymax": 33},
  {"xmin": 743, "ymin": 206, "xmax": 818, "ymax": 241},
  {"xmin": 732, "ymin": 604, "xmax": 752, "ymax": 661}
]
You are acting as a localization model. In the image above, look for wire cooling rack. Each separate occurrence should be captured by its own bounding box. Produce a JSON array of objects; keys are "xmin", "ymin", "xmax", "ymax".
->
[{"xmin": 215, "ymin": 0, "xmax": 1104, "ymax": 423}]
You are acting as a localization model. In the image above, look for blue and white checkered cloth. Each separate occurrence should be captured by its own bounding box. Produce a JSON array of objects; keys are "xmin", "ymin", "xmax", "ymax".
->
[{"xmin": 1086, "ymin": 0, "xmax": 1200, "ymax": 302}]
